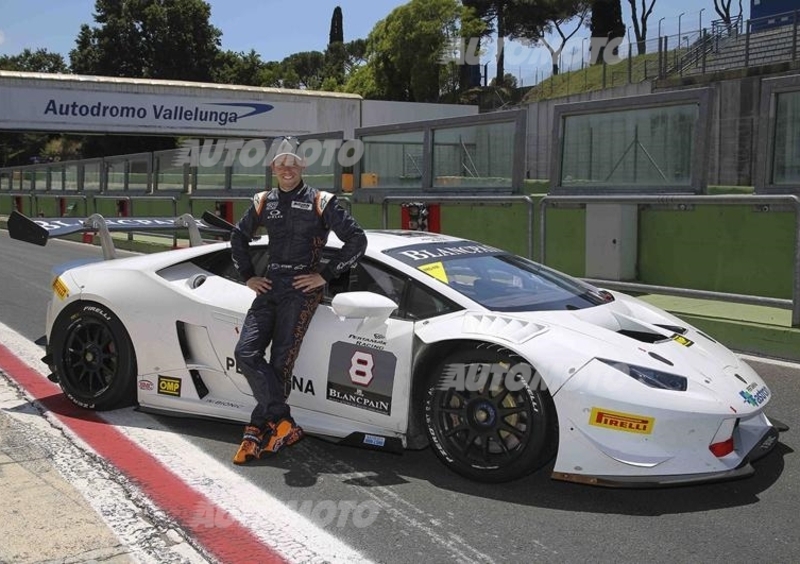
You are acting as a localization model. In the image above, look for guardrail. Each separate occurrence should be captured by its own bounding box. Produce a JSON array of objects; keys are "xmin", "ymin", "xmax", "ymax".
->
[
  {"xmin": 380, "ymin": 195, "xmax": 535, "ymax": 259},
  {"xmin": 540, "ymin": 194, "xmax": 800, "ymax": 327}
]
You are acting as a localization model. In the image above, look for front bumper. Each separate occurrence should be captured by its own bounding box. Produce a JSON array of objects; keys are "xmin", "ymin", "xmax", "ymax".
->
[{"xmin": 552, "ymin": 421, "xmax": 783, "ymax": 488}]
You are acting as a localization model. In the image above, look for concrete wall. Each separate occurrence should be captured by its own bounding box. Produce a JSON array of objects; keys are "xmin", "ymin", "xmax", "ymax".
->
[{"xmin": 525, "ymin": 69, "xmax": 800, "ymax": 188}]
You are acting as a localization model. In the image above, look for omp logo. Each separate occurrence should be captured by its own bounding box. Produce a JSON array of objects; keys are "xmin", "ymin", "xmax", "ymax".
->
[
  {"xmin": 158, "ymin": 376, "xmax": 182, "ymax": 397},
  {"xmin": 589, "ymin": 408, "xmax": 654, "ymax": 434}
]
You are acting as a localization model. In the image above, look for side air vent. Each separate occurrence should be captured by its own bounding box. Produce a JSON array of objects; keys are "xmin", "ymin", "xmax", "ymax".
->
[
  {"xmin": 617, "ymin": 330, "xmax": 668, "ymax": 344},
  {"xmin": 655, "ymin": 324, "xmax": 687, "ymax": 335}
]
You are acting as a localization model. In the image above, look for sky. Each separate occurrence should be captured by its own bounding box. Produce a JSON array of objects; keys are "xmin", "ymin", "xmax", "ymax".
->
[{"xmin": 0, "ymin": 0, "xmax": 751, "ymax": 87}]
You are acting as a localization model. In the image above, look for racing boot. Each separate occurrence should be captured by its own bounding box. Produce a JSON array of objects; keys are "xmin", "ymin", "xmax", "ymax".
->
[
  {"xmin": 260, "ymin": 418, "xmax": 304, "ymax": 456},
  {"xmin": 233, "ymin": 425, "xmax": 265, "ymax": 464}
]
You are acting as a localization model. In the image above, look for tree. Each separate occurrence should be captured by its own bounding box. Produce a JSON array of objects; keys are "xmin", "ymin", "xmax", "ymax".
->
[
  {"xmin": 281, "ymin": 51, "xmax": 326, "ymax": 90},
  {"xmin": 512, "ymin": 0, "xmax": 592, "ymax": 76},
  {"xmin": 0, "ymin": 49, "xmax": 71, "ymax": 166},
  {"xmin": 626, "ymin": 0, "xmax": 657, "ymax": 55},
  {"xmin": 324, "ymin": 7, "xmax": 346, "ymax": 87},
  {"xmin": 462, "ymin": 0, "xmax": 562, "ymax": 86},
  {"xmin": 70, "ymin": 0, "xmax": 222, "ymax": 81},
  {"xmin": 330, "ymin": 6, "xmax": 344, "ymax": 44},
  {"xmin": 590, "ymin": 0, "xmax": 626, "ymax": 64},
  {"xmin": 713, "ymin": 0, "xmax": 744, "ymax": 33},
  {"xmin": 0, "ymin": 48, "xmax": 69, "ymax": 73},
  {"xmin": 213, "ymin": 50, "xmax": 280, "ymax": 87},
  {"xmin": 347, "ymin": 0, "xmax": 465, "ymax": 102}
]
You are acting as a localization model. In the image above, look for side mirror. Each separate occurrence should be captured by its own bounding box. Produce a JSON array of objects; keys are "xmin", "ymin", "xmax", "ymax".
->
[{"xmin": 331, "ymin": 291, "xmax": 398, "ymax": 329}]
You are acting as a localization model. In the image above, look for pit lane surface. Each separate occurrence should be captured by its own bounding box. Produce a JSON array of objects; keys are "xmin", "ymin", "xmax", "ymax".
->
[{"xmin": 1, "ymin": 230, "xmax": 799, "ymax": 564}]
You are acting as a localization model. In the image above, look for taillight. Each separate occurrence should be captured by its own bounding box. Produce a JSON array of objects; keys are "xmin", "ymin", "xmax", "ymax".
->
[
  {"xmin": 709, "ymin": 419, "xmax": 737, "ymax": 457},
  {"xmin": 709, "ymin": 437, "xmax": 735, "ymax": 457}
]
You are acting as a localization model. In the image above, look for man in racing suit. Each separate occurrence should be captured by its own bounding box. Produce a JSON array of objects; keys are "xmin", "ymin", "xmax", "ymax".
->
[{"xmin": 230, "ymin": 137, "xmax": 366, "ymax": 464}]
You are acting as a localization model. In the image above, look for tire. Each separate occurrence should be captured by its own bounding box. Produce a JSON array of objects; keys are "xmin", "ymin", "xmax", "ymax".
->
[
  {"xmin": 423, "ymin": 346, "xmax": 556, "ymax": 483},
  {"xmin": 50, "ymin": 301, "xmax": 137, "ymax": 410}
]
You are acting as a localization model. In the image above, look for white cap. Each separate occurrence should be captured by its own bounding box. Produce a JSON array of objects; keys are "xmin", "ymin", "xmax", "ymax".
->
[{"xmin": 270, "ymin": 137, "xmax": 305, "ymax": 166}]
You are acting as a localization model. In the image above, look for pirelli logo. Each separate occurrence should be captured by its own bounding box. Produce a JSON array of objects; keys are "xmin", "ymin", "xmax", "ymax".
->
[
  {"xmin": 157, "ymin": 376, "xmax": 182, "ymax": 397},
  {"xmin": 589, "ymin": 408, "xmax": 654, "ymax": 434}
]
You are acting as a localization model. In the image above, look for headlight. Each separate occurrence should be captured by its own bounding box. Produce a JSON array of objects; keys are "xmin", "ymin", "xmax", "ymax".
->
[{"xmin": 599, "ymin": 359, "xmax": 688, "ymax": 391}]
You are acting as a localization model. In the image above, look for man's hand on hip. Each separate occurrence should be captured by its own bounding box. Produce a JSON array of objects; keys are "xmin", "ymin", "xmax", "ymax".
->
[
  {"xmin": 246, "ymin": 276, "xmax": 272, "ymax": 294},
  {"xmin": 293, "ymin": 273, "xmax": 326, "ymax": 293}
]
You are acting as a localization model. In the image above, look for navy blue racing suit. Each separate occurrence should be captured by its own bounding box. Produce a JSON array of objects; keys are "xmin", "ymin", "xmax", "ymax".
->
[{"xmin": 230, "ymin": 182, "xmax": 366, "ymax": 427}]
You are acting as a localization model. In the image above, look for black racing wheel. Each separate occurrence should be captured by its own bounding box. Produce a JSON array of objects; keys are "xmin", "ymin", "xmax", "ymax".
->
[
  {"xmin": 423, "ymin": 346, "xmax": 556, "ymax": 483},
  {"xmin": 49, "ymin": 301, "xmax": 137, "ymax": 410}
]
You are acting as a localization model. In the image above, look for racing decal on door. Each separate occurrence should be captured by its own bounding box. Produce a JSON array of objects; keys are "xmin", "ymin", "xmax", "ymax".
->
[
  {"xmin": 589, "ymin": 407, "xmax": 654, "ymax": 434},
  {"xmin": 326, "ymin": 341, "xmax": 397, "ymax": 416},
  {"xmin": 157, "ymin": 376, "xmax": 182, "ymax": 397}
]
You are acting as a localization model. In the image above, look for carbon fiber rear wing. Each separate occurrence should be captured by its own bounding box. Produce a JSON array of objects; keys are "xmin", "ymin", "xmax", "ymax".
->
[{"xmin": 7, "ymin": 210, "xmax": 233, "ymax": 260}]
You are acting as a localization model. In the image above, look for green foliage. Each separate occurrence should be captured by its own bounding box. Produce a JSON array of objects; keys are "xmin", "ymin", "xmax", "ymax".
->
[
  {"xmin": 69, "ymin": 0, "xmax": 222, "ymax": 81},
  {"xmin": 330, "ymin": 6, "xmax": 344, "ymax": 44},
  {"xmin": 347, "ymin": 0, "xmax": 468, "ymax": 102},
  {"xmin": 281, "ymin": 51, "xmax": 326, "ymax": 90},
  {"xmin": 0, "ymin": 48, "xmax": 69, "ymax": 73}
]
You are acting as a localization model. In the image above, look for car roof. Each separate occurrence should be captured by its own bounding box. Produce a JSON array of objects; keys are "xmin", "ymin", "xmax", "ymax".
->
[{"xmin": 347, "ymin": 229, "xmax": 474, "ymax": 253}]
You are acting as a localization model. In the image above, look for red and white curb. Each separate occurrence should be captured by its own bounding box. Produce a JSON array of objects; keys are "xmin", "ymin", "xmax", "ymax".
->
[{"xmin": 0, "ymin": 321, "xmax": 372, "ymax": 564}]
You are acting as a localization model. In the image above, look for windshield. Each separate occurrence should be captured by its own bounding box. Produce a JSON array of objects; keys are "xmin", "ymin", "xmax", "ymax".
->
[{"xmin": 385, "ymin": 242, "xmax": 610, "ymax": 312}]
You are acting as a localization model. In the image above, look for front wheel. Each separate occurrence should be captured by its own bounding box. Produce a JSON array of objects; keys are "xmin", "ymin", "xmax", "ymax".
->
[
  {"xmin": 50, "ymin": 301, "xmax": 137, "ymax": 410},
  {"xmin": 423, "ymin": 347, "xmax": 556, "ymax": 483}
]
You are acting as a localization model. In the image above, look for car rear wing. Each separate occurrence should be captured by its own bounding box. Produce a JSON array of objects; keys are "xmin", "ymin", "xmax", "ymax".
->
[{"xmin": 7, "ymin": 210, "xmax": 234, "ymax": 260}]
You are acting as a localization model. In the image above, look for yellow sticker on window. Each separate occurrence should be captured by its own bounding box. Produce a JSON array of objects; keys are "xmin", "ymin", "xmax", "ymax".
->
[{"xmin": 419, "ymin": 262, "xmax": 448, "ymax": 284}]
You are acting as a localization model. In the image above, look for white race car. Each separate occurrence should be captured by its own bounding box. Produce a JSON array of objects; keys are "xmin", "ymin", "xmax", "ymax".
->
[{"xmin": 8, "ymin": 210, "xmax": 785, "ymax": 486}]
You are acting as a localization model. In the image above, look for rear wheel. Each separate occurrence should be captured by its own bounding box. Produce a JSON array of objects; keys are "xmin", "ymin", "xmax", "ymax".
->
[
  {"xmin": 423, "ymin": 347, "xmax": 556, "ymax": 482},
  {"xmin": 50, "ymin": 302, "xmax": 137, "ymax": 410}
]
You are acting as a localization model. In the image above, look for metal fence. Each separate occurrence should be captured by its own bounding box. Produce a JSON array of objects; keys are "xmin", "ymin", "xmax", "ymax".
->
[{"xmin": 524, "ymin": 10, "xmax": 799, "ymax": 102}]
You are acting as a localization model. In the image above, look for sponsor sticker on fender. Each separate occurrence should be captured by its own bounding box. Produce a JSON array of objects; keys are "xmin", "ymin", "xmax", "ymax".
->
[
  {"xmin": 157, "ymin": 376, "xmax": 182, "ymax": 397},
  {"xmin": 671, "ymin": 334, "xmax": 694, "ymax": 347},
  {"xmin": 589, "ymin": 407, "xmax": 655, "ymax": 434},
  {"xmin": 52, "ymin": 277, "xmax": 70, "ymax": 300}
]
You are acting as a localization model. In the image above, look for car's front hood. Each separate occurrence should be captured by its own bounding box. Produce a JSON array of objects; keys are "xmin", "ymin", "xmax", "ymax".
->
[{"xmin": 415, "ymin": 291, "xmax": 770, "ymax": 414}]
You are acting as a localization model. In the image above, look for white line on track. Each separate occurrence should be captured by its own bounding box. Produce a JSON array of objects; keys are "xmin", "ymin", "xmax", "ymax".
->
[{"xmin": 0, "ymin": 320, "xmax": 373, "ymax": 564}]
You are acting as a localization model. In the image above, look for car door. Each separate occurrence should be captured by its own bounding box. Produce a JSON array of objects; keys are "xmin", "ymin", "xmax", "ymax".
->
[{"xmin": 290, "ymin": 257, "xmax": 417, "ymax": 434}]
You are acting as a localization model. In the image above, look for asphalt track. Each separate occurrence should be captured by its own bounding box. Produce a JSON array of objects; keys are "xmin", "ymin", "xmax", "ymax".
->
[{"xmin": 1, "ymin": 230, "xmax": 799, "ymax": 564}]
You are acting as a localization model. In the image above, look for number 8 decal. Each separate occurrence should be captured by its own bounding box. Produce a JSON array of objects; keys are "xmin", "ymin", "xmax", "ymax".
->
[{"xmin": 349, "ymin": 351, "xmax": 375, "ymax": 386}]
